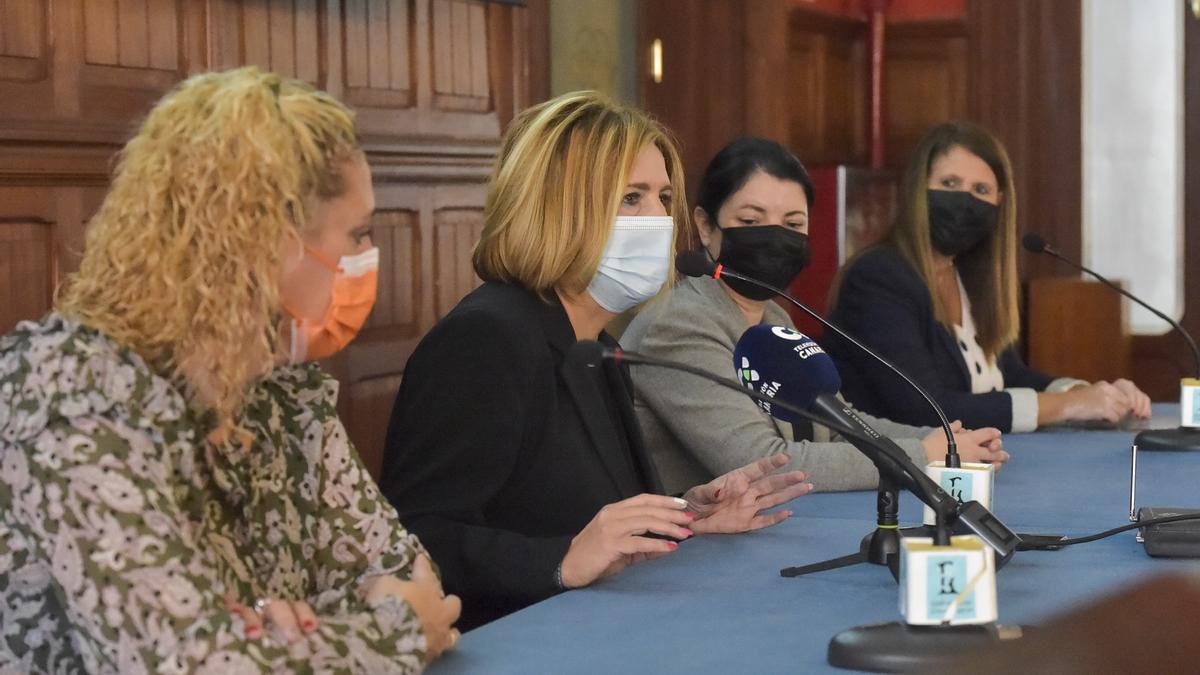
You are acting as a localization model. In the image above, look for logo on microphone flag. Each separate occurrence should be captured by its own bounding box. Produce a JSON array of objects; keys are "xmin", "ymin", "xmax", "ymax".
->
[
  {"xmin": 739, "ymin": 357, "xmax": 760, "ymax": 384},
  {"xmin": 771, "ymin": 326, "xmax": 806, "ymax": 341}
]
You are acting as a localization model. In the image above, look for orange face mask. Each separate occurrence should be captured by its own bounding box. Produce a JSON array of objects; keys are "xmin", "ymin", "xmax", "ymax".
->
[{"xmin": 285, "ymin": 244, "xmax": 379, "ymax": 363}]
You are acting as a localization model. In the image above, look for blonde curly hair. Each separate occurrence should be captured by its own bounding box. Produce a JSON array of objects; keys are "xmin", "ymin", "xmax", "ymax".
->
[{"xmin": 57, "ymin": 67, "xmax": 360, "ymax": 438}]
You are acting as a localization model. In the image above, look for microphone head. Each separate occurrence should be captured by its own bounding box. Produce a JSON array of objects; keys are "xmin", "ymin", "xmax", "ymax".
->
[
  {"xmin": 1021, "ymin": 233, "xmax": 1047, "ymax": 253},
  {"xmin": 733, "ymin": 325, "xmax": 841, "ymax": 423},
  {"xmin": 675, "ymin": 250, "xmax": 717, "ymax": 278},
  {"xmin": 569, "ymin": 340, "xmax": 607, "ymax": 368}
]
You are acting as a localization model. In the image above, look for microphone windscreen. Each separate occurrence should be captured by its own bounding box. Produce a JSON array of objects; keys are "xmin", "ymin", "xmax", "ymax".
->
[
  {"xmin": 733, "ymin": 325, "xmax": 842, "ymax": 423},
  {"xmin": 675, "ymin": 250, "xmax": 717, "ymax": 278},
  {"xmin": 1021, "ymin": 233, "xmax": 1047, "ymax": 253},
  {"xmin": 568, "ymin": 340, "xmax": 606, "ymax": 368}
]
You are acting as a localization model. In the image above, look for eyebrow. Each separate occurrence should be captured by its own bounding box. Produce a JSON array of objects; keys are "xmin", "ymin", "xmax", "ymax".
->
[
  {"xmin": 736, "ymin": 203, "xmax": 808, "ymax": 217},
  {"xmin": 626, "ymin": 182, "xmax": 672, "ymax": 191}
]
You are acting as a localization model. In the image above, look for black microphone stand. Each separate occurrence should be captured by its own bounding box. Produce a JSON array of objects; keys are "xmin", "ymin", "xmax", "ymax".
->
[
  {"xmin": 587, "ymin": 345, "xmax": 1021, "ymax": 671},
  {"xmin": 681, "ymin": 254, "xmax": 964, "ymax": 578},
  {"xmin": 1025, "ymin": 236, "xmax": 1200, "ymax": 451}
]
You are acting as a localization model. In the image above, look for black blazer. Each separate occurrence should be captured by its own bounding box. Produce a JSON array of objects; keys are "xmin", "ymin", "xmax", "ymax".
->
[
  {"xmin": 379, "ymin": 282, "xmax": 661, "ymax": 630},
  {"xmin": 824, "ymin": 246, "xmax": 1052, "ymax": 432}
]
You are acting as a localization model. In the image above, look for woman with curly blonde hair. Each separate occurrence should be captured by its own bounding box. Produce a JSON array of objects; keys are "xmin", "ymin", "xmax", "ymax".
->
[{"xmin": 0, "ymin": 67, "xmax": 458, "ymax": 673}]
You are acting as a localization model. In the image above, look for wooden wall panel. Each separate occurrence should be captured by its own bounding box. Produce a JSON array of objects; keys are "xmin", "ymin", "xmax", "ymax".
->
[
  {"xmin": 0, "ymin": 0, "xmax": 49, "ymax": 114},
  {"xmin": 788, "ymin": 11, "xmax": 865, "ymax": 164},
  {"xmin": 342, "ymin": 0, "xmax": 413, "ymax": 107},
  {"xmin": 432, "ymin": 207, "xmax": 483, "ymax": 317},
  {"xmin": 211, "ymin": 0, "xmax": 322, "ymax": 83},
  {"xmin": 968, "ymin": 0, "xmax": 1082, "ymax": 280},
  {"xmin": 365, "ymin": 209, "xmax": 420, "ymax": 335},
  {"xmin": 0, "ymin": 218, "xmax": 53, "ymax": 334},
  {"xmin": 1026, "ymin": 278, "xmax": 1129, "ymax": 382},
  {"xmin": 884, "ymin": 20, "xmax": 967, "ymax": 170}
]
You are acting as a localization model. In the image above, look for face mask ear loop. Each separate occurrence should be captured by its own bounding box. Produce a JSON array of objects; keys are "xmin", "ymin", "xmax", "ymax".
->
[
  {"xmin": 700, "ymin": 210, "xmax": 722, "ymax": 263},
  {"xmin": 283, "ymin": 227, "xmax": 306, "ymax": 267}
]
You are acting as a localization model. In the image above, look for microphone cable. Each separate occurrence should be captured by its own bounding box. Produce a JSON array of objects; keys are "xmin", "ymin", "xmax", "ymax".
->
[{"xmin": 1019, "ymin": 513, "xmax": 1200, "ymax": 550}]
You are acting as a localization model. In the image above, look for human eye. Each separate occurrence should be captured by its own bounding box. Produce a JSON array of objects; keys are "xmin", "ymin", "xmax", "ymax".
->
[{"xmin": 353, "ymin": 227, "xmax": 374, "ymax": 244}]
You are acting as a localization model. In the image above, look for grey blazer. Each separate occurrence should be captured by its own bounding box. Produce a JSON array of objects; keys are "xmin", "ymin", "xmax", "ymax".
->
[{"xmin": 621, "ymin": 275, "xmax": 931, "ymax": 495}]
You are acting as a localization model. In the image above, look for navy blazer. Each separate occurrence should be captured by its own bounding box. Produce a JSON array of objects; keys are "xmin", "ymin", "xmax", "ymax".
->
[
  {"xmin": 379, "ymin": 281, "xmax": 661, "ymax": 630},
  {"xmin": 824, "ymin": 246, "xmax": 1052, "ymax": 432}
]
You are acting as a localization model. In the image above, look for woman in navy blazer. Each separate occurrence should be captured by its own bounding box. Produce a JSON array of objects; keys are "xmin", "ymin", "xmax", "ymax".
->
[{"xmin": 826, "ymin": 122, "xmax": 1151, "ymax": 433}]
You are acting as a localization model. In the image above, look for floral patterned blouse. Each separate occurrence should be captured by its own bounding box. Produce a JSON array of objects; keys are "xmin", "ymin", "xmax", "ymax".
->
[{"xmin": 0, "ymin": 314, "xmax": 430, "ymax": 673}]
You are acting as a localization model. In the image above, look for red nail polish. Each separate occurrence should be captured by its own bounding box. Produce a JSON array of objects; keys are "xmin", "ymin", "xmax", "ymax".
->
[
  {"xmin": 303, "ymin": 620, "xmax": 316, "ymax": 631},
  {"xmin": 681, "ymin": 528, "xmax": 694, "ymax": 537},
  {"xmin": 684, "ymin": 511, "xmax": 696, "ymax": 520},
  {"xmin": 246, "ymin": 626, "xmax": 261, "ymax": 638},
  {"xmin": 667, "ymin": 542, "xmax": 678, "ymax": 550}
]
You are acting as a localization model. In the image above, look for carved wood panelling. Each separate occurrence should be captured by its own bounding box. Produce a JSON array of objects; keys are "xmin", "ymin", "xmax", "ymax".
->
[
  {"xmin": 0, "ymin": 218, "xmax": 53, "ymax": 333},
  {"xmin": 431, "ymin": 0, "xmax": 489, "ymax": 112},
  {"xmin": 789, "ymin": 18, "xmax": 866, "ymax": 164},
  {"xmin": 342, "ymin": 0, "xmax": 413, "ymax": 108},
  {"xmin": 884, "ymin": 21, "xmax": 968, "ymax": 170},
  {"xmin": 365, "ymin": 208, "xmax": 420, "ymax": 334},
  {"xmin": 83, "ymin": 0, "xmax": 179, "ymax": 70},
  {"xmin": 0, "ymin": 0, "xmax": 47, "ymax": 82},
  {"xmin": 211, "ymin": 0, "xmax": 322, "ymax": 82},
  {"xmin": 432, "ymin": 207, "xmax": 483, "ymax": 318}
]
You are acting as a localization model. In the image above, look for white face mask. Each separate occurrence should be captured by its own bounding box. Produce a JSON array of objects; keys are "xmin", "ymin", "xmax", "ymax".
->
[{"xmin": 586, "ymin": 215, "xmax": 675, "ymax": 313}]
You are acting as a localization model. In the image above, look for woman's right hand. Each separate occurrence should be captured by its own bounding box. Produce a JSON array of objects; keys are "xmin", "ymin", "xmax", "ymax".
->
[
  {"xmin": 921, "ymin": 421, "xmax": 1008, "ymax": 466},
  {"xmin": 359, "ymin": 555, "xmax": 462, "ymax": 658},
  {"xmin": 1058, "ymin": 381, "xmax": 1134, "ymax": 425},
  {"xmin": 559, "ymin": 494, "xmax": 694, "ymax": 589}
]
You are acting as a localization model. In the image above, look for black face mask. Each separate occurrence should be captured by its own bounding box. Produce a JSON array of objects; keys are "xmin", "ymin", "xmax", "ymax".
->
[
  {"xmin": 927, "ymin": 189, "xmax": 999, "ymax": 256},
  {"xmin": 711, "ymin": 225, "xmax": 810, "ymax": 301}
]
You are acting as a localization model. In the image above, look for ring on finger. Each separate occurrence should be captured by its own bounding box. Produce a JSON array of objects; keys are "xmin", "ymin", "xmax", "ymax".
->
[{"xmin": 253, "ymin": 598, "xmax": 270, "ymax": 615}]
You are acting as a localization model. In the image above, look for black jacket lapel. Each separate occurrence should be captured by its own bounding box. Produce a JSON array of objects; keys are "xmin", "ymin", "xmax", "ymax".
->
[
  {"xmin": 599, "ymin": 333, "xmax": 663, "ymax": 494},
  {"xmin": 560, "ymin": 344, "xmax": 642, "ymax": 495},
  {"xmin": 535, "ymin": 292, "xmax": 640, "ymax": 496}
]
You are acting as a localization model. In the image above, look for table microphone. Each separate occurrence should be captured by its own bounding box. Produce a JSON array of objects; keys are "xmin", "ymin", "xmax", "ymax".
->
[
  {"xmin": 1022, "ymin": 233, "xmax": 1200, "ymax": 450},
  {"xmin": 676, "ymin": 250, "xmax": 962, "ymax": 467},
  {"xmin": 574, "ymin": 337, "xmax": 1023, "ymax": 669},
  {"xmin": 570, "ymin": 337, "xmax": 1019, "ymax": 562}
]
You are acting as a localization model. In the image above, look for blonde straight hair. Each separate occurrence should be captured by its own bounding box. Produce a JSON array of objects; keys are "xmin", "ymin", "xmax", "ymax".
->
[
  {"xmin": 57, "ymin": 67, "xmax": 360, "ymax": 437},
  {"xmin": 473, "ymin": 91, "xmax": 688, "ymax": 295}
]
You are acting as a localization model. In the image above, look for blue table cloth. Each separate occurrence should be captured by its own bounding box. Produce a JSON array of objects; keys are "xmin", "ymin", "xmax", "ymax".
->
[{"xmin": 431, "ymin": 407, "xmax": 1200, "ymax": 674}]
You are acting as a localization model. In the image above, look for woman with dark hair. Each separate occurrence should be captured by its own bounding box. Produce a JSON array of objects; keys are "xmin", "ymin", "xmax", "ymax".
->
[
  {"xmin": 826, "ymin": 121, "xmax": 1152, "ymax": 432},
  {"xmin": 622, "ymin": 137, "xmax": 1008, "ymax": 496}
]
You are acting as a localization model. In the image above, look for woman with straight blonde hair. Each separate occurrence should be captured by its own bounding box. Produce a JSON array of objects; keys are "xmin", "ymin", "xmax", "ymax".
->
[
  {"xmin": 0, "ymin": 67, "xmax": 458, "ymax": 673},
  {"xmin": 380, "ymin": 91, "xmax": 811, "ymax": 630},
  {"xmin": 826, "ymin": 121, "xmax": 1151, "ymax": 432}
]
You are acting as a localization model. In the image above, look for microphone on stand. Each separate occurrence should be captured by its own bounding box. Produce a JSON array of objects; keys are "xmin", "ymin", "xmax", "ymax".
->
[
  {"xmin": 573, "ymin": 337, "xmax": 1023, "ymax": 671},
  {"xmin": 1022, "ymin": 233, "xmax": 1200, "ymax": 450},
  {"xmin": 572, "ymin": 338, "xmax": 1016, "ymax": 556},
  {"xmin": 676, "ymin": 251, "xmax": 962, "ymax": 466}
]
